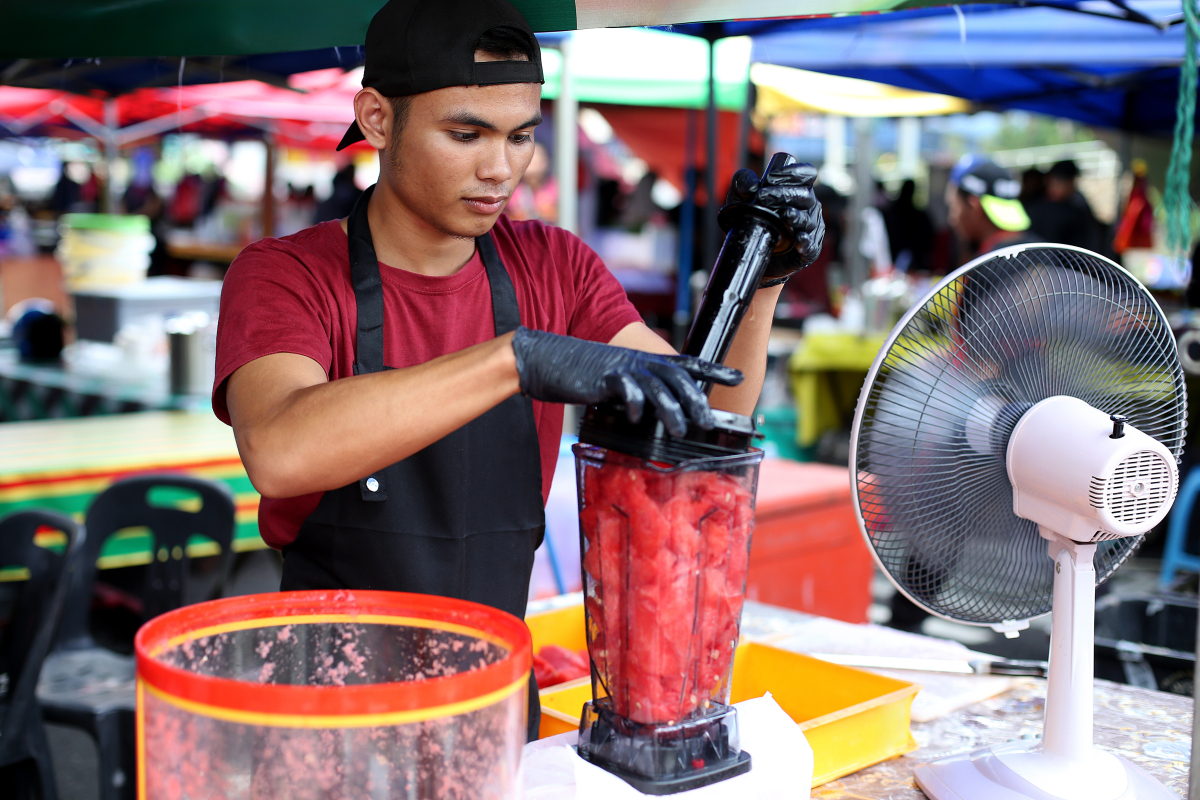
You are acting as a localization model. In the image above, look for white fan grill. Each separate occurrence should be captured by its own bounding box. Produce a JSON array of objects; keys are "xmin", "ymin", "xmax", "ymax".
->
[{"xmin": 1102, "ymin": 450, "xmax": 1175, "ymax": 525}]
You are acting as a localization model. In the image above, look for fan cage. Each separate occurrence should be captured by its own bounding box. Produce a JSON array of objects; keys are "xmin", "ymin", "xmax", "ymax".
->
[{"xmin": 851, "ymin": 245, "xmax": 1187, "ymax": 626}]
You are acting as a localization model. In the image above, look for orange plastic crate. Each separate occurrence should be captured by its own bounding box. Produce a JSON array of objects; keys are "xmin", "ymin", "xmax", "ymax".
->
[{"xmin": 530, "ymin": 600, "xmax": 919, "ymax": 789}]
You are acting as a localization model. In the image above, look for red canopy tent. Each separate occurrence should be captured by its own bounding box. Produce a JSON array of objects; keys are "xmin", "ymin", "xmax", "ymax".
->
[{"xmin": 0, "ymin": 79, "xmax": 372, "ymax": 152}]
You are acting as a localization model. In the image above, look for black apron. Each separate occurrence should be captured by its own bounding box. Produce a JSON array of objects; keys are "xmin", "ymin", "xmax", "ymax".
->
[{"xmin": 280, "ymin": 185, "xmax": 546, "ymax": 741}]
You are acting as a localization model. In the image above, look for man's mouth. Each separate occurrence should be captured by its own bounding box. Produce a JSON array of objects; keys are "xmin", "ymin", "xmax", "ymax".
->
[{"xmin": 463, "ymin": 195, "xmax": 509, "ymax": 214}]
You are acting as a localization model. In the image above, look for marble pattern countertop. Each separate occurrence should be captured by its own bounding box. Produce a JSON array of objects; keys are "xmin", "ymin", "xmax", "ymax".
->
[{"xmin": 815, "ymin": 679, "xmax": 1193, "ymax": 799}]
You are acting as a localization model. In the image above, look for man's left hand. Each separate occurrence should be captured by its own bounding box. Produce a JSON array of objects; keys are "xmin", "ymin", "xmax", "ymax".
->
[{"xmin": 723, "ymin": 162, "xmax": 826, "ymax": 288}]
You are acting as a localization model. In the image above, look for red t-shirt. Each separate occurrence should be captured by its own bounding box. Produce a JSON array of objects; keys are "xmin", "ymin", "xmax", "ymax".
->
[{"xmin": 214, "ymin": 215, "xmax": 642, "ymax": 549}]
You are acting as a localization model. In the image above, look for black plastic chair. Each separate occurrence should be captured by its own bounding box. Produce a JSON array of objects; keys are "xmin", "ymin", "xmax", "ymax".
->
[
  {"xmin": 0, "ymin": 510, "xmax": 84, "ymax": 800},
  {"xmin": 38, "ymin": 474, "xmax": 235, "ymax": 800}
]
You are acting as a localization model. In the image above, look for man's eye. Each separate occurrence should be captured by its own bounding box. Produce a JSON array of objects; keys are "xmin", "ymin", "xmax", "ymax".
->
[
  {"xmin": 450, "ymin": 131, "xmax": 478, "ymax": 142},
  {"xmin": 510, "ymin": 134, "xmax": 532, "ymax": 144}
]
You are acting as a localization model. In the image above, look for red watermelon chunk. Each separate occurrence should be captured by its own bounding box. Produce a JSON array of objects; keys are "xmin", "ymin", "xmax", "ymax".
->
[
  {"xmin": 533, "ymin": 645, "xmax": 591, "ymax": 689},
  {"xmin": 578, "ymin": 455, "xmax": 757, "ymax": 725}
]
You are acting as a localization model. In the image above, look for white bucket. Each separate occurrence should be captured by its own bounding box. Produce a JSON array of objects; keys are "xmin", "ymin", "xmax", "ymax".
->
[{"xmin": 57, "ymin": 214, "xmax": 155, "ymax": 288}]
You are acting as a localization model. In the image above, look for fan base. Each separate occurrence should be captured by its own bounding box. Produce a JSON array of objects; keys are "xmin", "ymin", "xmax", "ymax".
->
[{"xmin": 914, "ymin": 739, "xmax": 1179, "ymax": 800}]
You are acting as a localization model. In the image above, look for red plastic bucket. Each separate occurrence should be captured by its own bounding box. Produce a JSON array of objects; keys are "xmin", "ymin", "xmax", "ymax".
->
[{"xmin": 136, "ymin": 590, "xmax": 531, "ymax": 799}]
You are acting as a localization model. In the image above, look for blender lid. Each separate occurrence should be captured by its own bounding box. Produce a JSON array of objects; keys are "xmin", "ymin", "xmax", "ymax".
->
[{"xmin": 578, "ymin": 403, "xmax": 759, "ymax": 463}]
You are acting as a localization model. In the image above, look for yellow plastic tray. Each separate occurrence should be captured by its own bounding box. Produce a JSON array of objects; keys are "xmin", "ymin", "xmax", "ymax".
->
[
  {"xmin": 731, "ymin": 642, "xmax": 919, "ymax": 786},
  {"xmin": 527, "ymin": 602, "xmax": 587, "ymax": 653},
  {"xmin": 528, "ymin": 603, "xmax": 592, "ymax": 739},
  {"xmin": 528, "ymin": 606, "xmax": 919, "ymax": 787},
  {"xmin": 538, "ymin": 676, "xmax": 594, "ymax": 739}
]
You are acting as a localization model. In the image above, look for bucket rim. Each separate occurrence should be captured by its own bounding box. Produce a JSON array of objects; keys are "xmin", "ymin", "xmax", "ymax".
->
[{"xmin": 135, "ymin": 590, "xmax": 532, "ymax": 726}]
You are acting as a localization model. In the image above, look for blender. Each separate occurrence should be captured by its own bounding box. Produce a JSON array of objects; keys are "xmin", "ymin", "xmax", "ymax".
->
[{"xmin": 574, "ymin": 154, "xmax": 801, "ymax": 794}]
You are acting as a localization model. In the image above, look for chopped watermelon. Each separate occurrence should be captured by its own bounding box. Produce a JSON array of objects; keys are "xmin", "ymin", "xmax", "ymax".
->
[
  {"xmin": 578, "ymin": 455, "xmax": 756, "ymax": 725},
  {"xmin": 532, "ymin": 645, "xmax": 591, "ymax": 689}
]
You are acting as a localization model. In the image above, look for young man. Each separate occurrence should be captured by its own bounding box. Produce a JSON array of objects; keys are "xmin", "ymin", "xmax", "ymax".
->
[
  {"xmin": 946, "ymin": 155, "xmax": 1039, "ymax": 261},
  {"xmin": 214, "ymin": 0, "xmax": 823, "ymax": 739}
]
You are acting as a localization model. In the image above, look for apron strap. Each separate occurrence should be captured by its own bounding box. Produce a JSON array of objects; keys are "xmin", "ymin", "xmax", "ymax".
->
[
  {"xmin": 478, "ymin": 232, "xmax": 521, "ymax": 336},
  {"xmin": 347, "ymin": 184, "xmax": 384, "ymax": 375}
]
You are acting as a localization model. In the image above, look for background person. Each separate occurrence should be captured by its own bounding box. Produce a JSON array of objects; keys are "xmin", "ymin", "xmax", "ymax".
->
[{"xmin": 946, "ymin": 155, "xmax": 1038, "ymax": 261}]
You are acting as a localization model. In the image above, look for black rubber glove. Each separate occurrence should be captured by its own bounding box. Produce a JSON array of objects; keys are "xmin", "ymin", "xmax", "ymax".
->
[
  {"xmin": 722, "ymin": 162, "xmax": 826, "ymax": 288},
  {"xmin": 511, "ymin": 327, "xmax": 743, "ymax": 437}
]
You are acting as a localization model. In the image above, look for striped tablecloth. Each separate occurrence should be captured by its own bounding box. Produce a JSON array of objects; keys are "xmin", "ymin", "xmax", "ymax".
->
[{"xmin": 0, "ymin": 410, "xmax": 263, "ymax": 568}]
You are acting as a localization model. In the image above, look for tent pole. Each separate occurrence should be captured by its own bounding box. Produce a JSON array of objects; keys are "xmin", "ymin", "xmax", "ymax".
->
[
  {"xmin": 103, "ymin": 98, "xmax": 120, "ymax": 214},
  {"xmin": 897, "ymin": 116, "xmax": 921, "ymax": 179},
  {"xmin": 262, "ymin": 136, "xmax": 276, "ymax": 239},
  {"xmin": 1117, "ymin": 95, "xmax": 1135, "ymax": 228},
  {"xmin": 703, "ymin": 24, "xmax": 720, "ymax": 277},
  {"xmin": 674, "ymin": 108, "xmax": 700, "ymax": 350},
  {"xmin": 824, "ymin": 115, "xmax": 847, "ymax": 189},
  {"xmin": 1192, "ymin": 597, "xmax": 1200, "ymax": 800},
  {"xmin": 554, "ymin": 33, "xmax": 579, "ymax": 235},
  {"xmin": 736, "ymin": 82, "xmax": 753, "ymax": 173},
  {"xmin": 848, "ymin": 117, "xmax": 874, "ymax": 290}
]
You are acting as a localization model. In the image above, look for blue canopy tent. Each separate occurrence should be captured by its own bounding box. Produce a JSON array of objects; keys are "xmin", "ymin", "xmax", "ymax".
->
[{"xmin": 743, "ymin": 0, "xmax": 1190, "ymax": 135}]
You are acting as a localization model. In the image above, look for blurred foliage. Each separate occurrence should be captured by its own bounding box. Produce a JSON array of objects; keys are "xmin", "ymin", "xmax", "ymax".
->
[{"xmin": 986, "ymin": 113, "xmax": 1095, "ymax": 151}]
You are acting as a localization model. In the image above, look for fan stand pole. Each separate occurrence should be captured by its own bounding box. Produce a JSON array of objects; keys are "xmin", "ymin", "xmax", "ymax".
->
[
  {"xmin": 1041, "ymin": 538, "xmax": 1099, "ymax": 764},
  {"xmin": 914, "ymin": 536, "xmax": 1179, "ymax": 800}
]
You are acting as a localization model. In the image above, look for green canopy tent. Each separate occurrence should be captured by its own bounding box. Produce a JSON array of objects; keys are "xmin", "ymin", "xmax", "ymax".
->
[{"xmin": 0, "ymin": 0, "xmax": 952, "ymax": 58}]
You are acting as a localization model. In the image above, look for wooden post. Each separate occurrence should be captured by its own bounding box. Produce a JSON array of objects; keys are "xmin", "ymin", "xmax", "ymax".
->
[{"xmin": 262, "ymin": 137, "xmax": 276, "ymax": 239}]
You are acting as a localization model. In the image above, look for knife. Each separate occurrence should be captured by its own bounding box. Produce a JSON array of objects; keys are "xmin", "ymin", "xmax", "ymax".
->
[{"xmin": 808, "ymin": 653, "xmax": 1048, "ymax": 677}]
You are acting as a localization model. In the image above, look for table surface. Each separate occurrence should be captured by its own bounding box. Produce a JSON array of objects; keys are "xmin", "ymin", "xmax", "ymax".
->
[
  {"xmin": 816, "ymin": 678, "xmax": 1193, "ymax": 798},
  {"xmin": 527, "ymin": 597, "xmax": 1195, "ymax": 798},
  {"xmin": 0, "ymin": 409, "xmax": 238, "ymax": 478},
  {"xmin": 745, "ymin": 600, "xmax": 1196, "ymax": 797},
  {"xmin": 166, "ymin": 238, "xmax": 245, "ymax": 264},
  {"xmin": 0, "ymin": 410, "xmax": 264, "ymax": 565}
]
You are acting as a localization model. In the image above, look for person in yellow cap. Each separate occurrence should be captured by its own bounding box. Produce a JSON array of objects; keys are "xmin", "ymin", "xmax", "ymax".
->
[{"xmin": 946, "ymin": 155, "xmax": 1039, "ymax": 261}]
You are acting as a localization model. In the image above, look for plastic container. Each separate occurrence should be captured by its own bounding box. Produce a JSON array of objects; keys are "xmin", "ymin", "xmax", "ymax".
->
[
  {"xmin": 532, "ymin": 609, "xmax": 920, "ymax": 788},
  {"xmin": 539, "ymin": 676, "xmax": 595, "ymax": 739},
  {"xmin": 56, "ymin": 213, "xmax": 155, "ymax": 288},
  {"xmin": 527, "ymin": 601, "xmax": 587, "ymax": 654},
  {"xmin": 1094, "ymin": 591, "xmax": 1197, "ymax": 695},
  {"xmin": 748, "ymin": 460, "xmax": 873, "ymax": 623},
  {"xmin": 731, "ymin": 643, "xmax": 919, "ymax": 787},
  {"xmin": 573, "ymin": 443, "xmax": 763, "ymax": 793},
  {"xmin": 135, "ymin": 590, "xmax": 531, "ymax": 800}
]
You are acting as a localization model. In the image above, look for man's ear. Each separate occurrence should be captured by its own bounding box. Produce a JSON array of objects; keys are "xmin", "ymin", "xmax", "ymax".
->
[
  {"xmin": 353, "ymin": 87, "xmax": 391, "ymax": 150},
  {"xmin": 966, "ymin": 194, "xmax": 988, "ymax": 221}
]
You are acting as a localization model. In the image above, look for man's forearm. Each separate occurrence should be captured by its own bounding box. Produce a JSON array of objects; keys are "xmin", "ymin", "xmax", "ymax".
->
[
  {"xmin": 229, "ymin": 334, "xmax": 520, "ymax": 498},
  {"xmin": 708, "ymin": 284, "xmax": 784, "ymax": 417}
]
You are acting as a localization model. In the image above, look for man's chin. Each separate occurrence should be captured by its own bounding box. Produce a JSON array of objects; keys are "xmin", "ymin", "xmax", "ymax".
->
[{"xmin": 440, "ymin": 213, "xmax": 501, "ymax": 241}]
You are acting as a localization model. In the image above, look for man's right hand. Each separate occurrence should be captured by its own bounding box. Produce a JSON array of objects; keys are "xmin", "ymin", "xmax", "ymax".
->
[{"xmin": 511, "ymin": 327, "xmax": 742, "ymax": 437}]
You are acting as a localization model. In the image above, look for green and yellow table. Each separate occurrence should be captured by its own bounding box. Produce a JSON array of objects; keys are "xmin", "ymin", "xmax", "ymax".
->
[{"xmin": 0, "ymin": 410, "xmax": 263, "ymax": 569}]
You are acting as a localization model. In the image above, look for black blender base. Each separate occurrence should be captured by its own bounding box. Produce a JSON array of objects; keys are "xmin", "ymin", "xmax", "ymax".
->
[
  {"xmin": 576, "ymin": 699, "xmax": 752, "ymax": 795},
  {"xmin": 578, "ymin": 748, "xmax": 751, "ymax": 795}
]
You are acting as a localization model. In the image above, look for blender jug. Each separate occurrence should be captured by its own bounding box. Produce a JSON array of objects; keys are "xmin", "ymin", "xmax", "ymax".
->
[{"xmin": 574, "ymin": 444, "xmax": 763, "ymax": 792}]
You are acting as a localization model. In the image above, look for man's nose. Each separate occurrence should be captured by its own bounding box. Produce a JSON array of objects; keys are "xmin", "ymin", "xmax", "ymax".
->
[{"xmin": 478, "ymin": 140, "xmax": 514, "ymax": 184}]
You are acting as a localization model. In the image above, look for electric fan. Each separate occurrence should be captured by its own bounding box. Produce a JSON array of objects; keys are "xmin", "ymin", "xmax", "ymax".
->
[{"xmin": 851, "ymin": 244, "xmax": 1187, "ymax": 800}]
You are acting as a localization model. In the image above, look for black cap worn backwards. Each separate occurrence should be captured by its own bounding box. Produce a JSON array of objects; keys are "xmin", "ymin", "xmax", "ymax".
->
[{"xmin": 336, "ymin": 0, "xmax": 544, "ymax": 151}]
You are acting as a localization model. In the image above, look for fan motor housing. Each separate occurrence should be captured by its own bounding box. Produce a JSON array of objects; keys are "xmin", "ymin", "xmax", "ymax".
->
[{"xmin": 1007, "ymin": 396, "xmax": 1178, "ymax": 543}]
